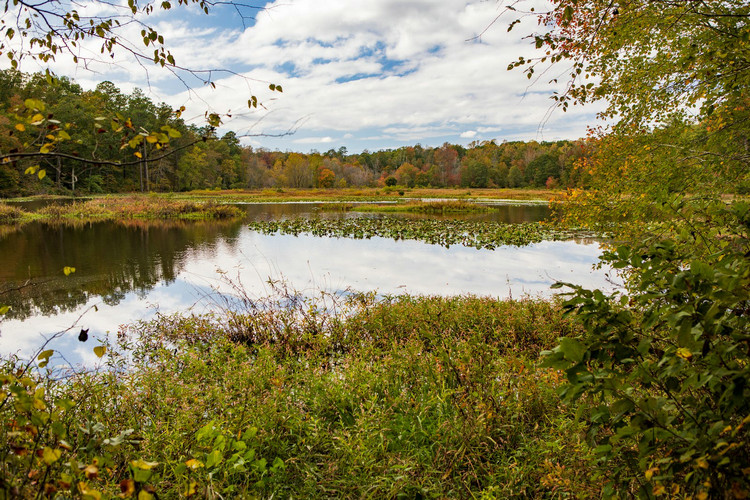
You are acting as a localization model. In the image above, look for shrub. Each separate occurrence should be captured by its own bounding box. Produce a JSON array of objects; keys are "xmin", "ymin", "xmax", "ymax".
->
[{"xmin": 545, "ymin": 212, "xmax": 750, "ymax": 497}]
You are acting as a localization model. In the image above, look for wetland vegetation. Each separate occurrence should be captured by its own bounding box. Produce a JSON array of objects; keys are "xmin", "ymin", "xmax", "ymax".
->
[
  {"xmin": 2, "ymin": 0, "xmax": 750, "ymax": 496},
  {"xmin": 1, "ymin": 294, "xmax": 600, "ymax": 498},
  {"xmin": 248, "ymin": 217, "xmax": 593, "ymax": 249},
  {"xmin": 0, "ymin": 196, "xmax": 243, "ymax": 224}
]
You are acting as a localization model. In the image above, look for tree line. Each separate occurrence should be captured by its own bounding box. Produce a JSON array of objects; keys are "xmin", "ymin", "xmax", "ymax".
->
[{"xmin": 0, "ymin": 70, "xmax": 597, "ymax": 196}]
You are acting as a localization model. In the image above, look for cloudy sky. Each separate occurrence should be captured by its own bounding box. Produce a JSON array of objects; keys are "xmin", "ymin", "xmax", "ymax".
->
[{"xmin": 9, "ymin": 0, "xmax": 602, "ymax": 152}]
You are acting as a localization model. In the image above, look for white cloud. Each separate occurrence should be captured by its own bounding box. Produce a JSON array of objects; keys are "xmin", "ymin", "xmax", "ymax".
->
[
  {"xmin": 460, "ymin": 130, "xmax": 477, "ymax": 139},
  {"xmin": 294, "ymin": 136, "xmax": 334, "ymax": 144},
  {"xmin": 3, "ymin": 0, "xmax": 604, "ymax": 151}
]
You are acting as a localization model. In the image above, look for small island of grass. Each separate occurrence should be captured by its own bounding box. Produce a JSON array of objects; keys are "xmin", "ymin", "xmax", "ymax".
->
[{"xmin": 0, "ymin": 195, "xmax": 243, "ymax": 224}]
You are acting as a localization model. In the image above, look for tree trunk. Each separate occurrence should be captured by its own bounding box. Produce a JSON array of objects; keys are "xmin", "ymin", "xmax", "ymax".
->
[{"xmin": 144, "ymin": 143, "xmax": 150, "ymax": 192}]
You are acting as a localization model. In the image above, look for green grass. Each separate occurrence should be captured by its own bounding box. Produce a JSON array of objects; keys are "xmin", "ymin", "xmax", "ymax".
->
[
  {"xmin": 70, "ymin": 187, "xmax": 558, "ymax": 204},
  {"xmin": 0, "ymin": 294, "xmax": 602, "ymax": 498}
]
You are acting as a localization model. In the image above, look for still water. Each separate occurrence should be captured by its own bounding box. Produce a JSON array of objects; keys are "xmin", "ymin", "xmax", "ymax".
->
[{"xmin": 0, "ymin": 202, "xmax": 613, "ymax": 363}]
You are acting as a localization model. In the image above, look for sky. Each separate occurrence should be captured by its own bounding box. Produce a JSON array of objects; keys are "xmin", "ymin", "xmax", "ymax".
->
[{"xmin": 6, "ymin": 0, "xmax": 603, "ymax": 152}]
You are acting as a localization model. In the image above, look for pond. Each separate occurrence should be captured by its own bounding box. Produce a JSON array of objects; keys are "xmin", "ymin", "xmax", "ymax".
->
[{"xmin": 0, "ymin": 202, "xmax": 613, "ymax": 364}]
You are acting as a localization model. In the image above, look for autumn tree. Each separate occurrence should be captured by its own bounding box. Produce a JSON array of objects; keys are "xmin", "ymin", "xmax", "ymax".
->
[
  {"xmin": 0, "ymin": 0, "xmax": 280, "ymax": 185},
  {"xmin": 508, "ymin": 2, "xmax": 750, "ymax": 496},
  {"xmin": 511, "ymin": 0, "xmax": 750, "ymax": 240}
]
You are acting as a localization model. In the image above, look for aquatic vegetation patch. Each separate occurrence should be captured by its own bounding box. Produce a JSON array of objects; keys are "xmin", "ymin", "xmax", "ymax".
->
[
  {"xmin": 248, "ymin": 216, "xmax": 592, "ymax": 248},
  {"xmin": 0, "ymin": 203, "xmax": 29, "ymax": 224},
  {"xmin": 34, "ymin": 196, "xmax": 242, "ymax": 221}
]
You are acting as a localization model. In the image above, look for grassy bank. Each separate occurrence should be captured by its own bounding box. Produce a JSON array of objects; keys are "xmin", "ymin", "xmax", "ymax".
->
[
  {"xmin": 67, "ymin": 187, "xmax": 557, "ymax": 203},
  {"xmin": 0, "ymin": 295, "xmax": 601, "ymax": 498},
  {"xmin": 0, "ymin": 196, "xmax": 242, "ymax": 223}
]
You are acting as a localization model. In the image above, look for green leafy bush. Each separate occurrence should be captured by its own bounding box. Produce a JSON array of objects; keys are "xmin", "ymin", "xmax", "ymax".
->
[{"xmin": 545, "ymin": 216, "xmax": 750, "ymax": 497}]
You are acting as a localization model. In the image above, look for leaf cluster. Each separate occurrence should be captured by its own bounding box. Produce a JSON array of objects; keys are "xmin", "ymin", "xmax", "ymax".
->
[{"xmin": 545, "ymin": 205, "xmax": 750, "ymax": 497}]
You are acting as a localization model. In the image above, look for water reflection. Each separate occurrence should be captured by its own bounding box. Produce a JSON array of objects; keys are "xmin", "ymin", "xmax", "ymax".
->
[
  {"xmin": 0, "ymin": 218, "xmax": 244, "ymax": 320},
  {"xmin": 0, "ymin": 202, "xmax": 612, "ymax": 363}
]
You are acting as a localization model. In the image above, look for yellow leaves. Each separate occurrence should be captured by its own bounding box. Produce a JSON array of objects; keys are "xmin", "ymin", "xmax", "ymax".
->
[
  {"xmin": 695, "ymin": 458, "xmax": 709, "ymax": 469},
  {"xmin": 185, "ymin": 458, "xmax": 204, "ymax": 469},
  {"xmin": 184, "ymin": 481, "xmax": 199, "ymax": 497},
  {"xmin": 119, "ymin": 479, "xmax": 135, "ymax": 498},
  {"xmin": 645, "ymin": 466, "xmax": 659, "ymax": 480},
  {"xmin": 78, "ymin": 482, "xmax": 102, "ymax": 500},
  {"xmin": 696, "ymin": 492, "xmax": 709, "ymax": 500},
  {"xmin": 84, "ymin": 464, "xmax": 99, "ymax": 479},
  {"xmin": 676, "ymin": 348, "xmax": 693, "ymax": 360},
  {"xmin": 42, "ymin": 447, "xmax": 61, "ymax": 465},
  {"xmin": 145, "ymin": 134, "xmax": 158, "ymax": 144},
  {"xmin": 134, "ymin": 151, "xmax": 143, "ymax": 159},
  {"xmin": 30, "ymin": 113, "xmax": 44, "ymax": 125},
  {"xmin": 14, "ymin": 123, "xmax": 25, "ymax": 132},
  {"xmin": 63, "ymin": 266, "xmax": 76, "ymax": 276},
  {"xmin": 38, "ymin": 349, "xmax": 54, "ymax": 368},
  {"xmin": 653, "ymin": 484, "xmax": 666, "ymax": 496},
  {"xmin": 131, "ymin": 459, "xmax": 159, "ymax": 470},
  {"xmin": 93, "ymin": 346, "xmax": 106, "ymax": 358}
]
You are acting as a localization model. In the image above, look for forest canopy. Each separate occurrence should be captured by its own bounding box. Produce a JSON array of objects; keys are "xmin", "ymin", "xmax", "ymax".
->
[{"xmin": 0, "ymin": 69, "xmax": 600, "ymax": 196}]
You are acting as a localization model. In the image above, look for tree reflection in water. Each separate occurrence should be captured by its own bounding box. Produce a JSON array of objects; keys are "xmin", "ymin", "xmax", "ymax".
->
[{"xmin": 0, "ymin": 218, "xmax": 244, "ymax": 321}]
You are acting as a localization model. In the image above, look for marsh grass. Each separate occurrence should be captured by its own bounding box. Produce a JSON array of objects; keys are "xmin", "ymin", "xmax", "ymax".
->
[
  {"xmin": 0, "ymin": 203, "xmax": 28, "ymax": 224},
  {"xmin": 0, "ymin": 292, "xmax": 602, "ymax": 498},
  {"xmin": 34, "ymin": 196, "xmax": 242, "ymax": 221},
  {"xmin": 159, "ymin": 187, "xmax": 559, "ymax": 203}
]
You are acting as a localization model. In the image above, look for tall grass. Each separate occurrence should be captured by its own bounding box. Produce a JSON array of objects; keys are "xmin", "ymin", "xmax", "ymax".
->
[
  {"xmin": 0, "ymin": 292, "xmax": 601, "ymax": 498},
  {"xmin": 34, "ymin": 196, "xmax": 242, "ymax": 220},
  {"xmin": 0, "ymin": 203, "xmax": 29, "ymax": 224}
]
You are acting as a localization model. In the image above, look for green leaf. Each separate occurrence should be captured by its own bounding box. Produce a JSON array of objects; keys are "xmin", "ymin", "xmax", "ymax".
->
[
  {"xmin": 0, "ymin": 305, "xmax": 10, "ymax": 315},
  {"xmin": 610, "ymin": 398, "xmax": 634, "ymax": 418},
  {"xmin": 562, "ymin": 5, "xmax": 574, "ymax": 23},
  {"xmin": 206, "ymin": 449, "xmax": 222, "ymax": 468},
  {"xmin": 559, "ymin": 337, "xmax": 586, "ymax": 363}
]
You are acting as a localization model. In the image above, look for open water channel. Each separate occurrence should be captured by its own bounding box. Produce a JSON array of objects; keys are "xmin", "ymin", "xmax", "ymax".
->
[{"xmin": 0, "ymin": 201, "xmax": 614, "ymax": 364}]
